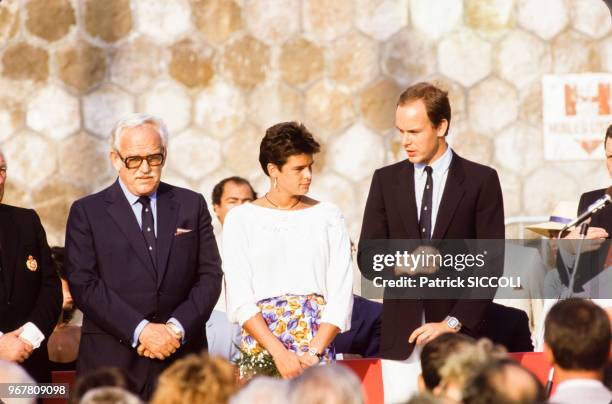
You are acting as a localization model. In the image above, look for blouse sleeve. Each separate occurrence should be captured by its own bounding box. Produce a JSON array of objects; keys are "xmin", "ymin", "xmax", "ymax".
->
[
  {"xmin": 320, "ymin": 206, "xmax": 354, "ymax": 332},
  {"xmin": 222, "ymin": 209, "xmax": 260, "ymax": 326}
]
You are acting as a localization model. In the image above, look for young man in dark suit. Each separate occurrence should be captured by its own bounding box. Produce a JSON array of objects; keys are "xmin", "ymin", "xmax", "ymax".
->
[
  {"xmin": 557, "ymin": 125, "xmax": 612, "ymax": 293},
  {"xmin": 65, "ymin": 114, "xmax": 222, "ymax": 399},
  {"xmin": 0, "ymin": 150, "xmax": 62, "ymax": 382},
  {"xmin": 358, "ymin": 82, "xmax": 505, "ymax": 361}
]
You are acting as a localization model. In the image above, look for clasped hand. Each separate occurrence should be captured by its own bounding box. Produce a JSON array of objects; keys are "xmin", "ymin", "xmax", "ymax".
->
[
  {"xmin": 0, "ymin": 328, "xmax": 34, "ymax": 363},
  {"xmin": 136, "ymin": 323, "xmax": 181, "ymax": 360}
]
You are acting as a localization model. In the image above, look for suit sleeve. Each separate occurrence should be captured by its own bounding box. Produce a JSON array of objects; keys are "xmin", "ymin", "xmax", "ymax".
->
[
  {"xmin": 450, "ymin": 168, "xmax": 505, "ymax": 332},
  {"xmin": 358, "ymin": 170, "xmax": 389, "ymax": 281},
  {"xmin": 65, "ymin": 201, "xmax": 145, "ymax": 344},
  {"xmin": 170, "ymin": 194, "xmax": 222, "ymax": 341},
  {"xmin": 26, "ymin": 210, "xmax": 62, "ymax": 338}
]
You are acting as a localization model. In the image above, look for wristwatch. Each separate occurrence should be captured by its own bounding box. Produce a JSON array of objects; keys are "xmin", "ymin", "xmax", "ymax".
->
[
  {"xmin": 307, "ymin": 347, "xmax": 323, "ymax": 359},
  {"xmin": 445, "ymin": 316, "xmax": 462, "ymax": 331}
]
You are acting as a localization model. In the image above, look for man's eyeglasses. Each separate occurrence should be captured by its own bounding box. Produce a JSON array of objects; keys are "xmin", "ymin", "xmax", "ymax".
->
[{"xmin": 116, "ymin": 151, "xmax": 165, "ymax": 169}]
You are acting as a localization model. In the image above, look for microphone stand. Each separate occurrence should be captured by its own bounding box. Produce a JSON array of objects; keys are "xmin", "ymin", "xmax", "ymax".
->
[
  {"xmin": 545, "ymin": 222, "xmax": 589, "ymax": 398},
  {"xmin": 563, "ymin": 222, "xmax": 590, "ymax": 298}
]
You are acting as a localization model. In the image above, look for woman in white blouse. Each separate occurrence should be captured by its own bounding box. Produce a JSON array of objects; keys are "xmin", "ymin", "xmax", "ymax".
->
[{"xmin": 223, "ymin": 122, "xmax": 353, "ymax": 379}]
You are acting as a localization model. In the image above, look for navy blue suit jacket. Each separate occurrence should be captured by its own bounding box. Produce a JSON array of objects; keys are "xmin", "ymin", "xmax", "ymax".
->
[
  {"xmin": 65, "ymin": 180, "xmax": 222, "ymax": 395},
  {"xmin": 333, "ymin": 295, "xmax": 382, "ymax": 358}
]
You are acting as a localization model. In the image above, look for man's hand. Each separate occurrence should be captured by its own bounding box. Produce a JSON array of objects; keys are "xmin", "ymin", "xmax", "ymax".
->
[
  {"xmin": 0, "ymin": 328, "xmax": 34, "ymax": 363},
  {"xmin": 560, "ymin": 224, "xmax": 608, "ymax": 254},
  {"xmin": 395, "ymin": 245, "xmax": 441, "ymax": 276},
  {"xmin": 408, "ymin": 321, "xmax": 457, "ymax": 346},
  {"xmin": 137, "ymin": 323, "xmax": 180, "ymax": 360}
]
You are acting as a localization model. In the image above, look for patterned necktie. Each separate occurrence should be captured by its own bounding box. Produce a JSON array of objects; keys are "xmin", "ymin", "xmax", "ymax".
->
[
  {"xmin": 419, "ymin": 166, "xmax": 433, "ymax": 239},
  {"xmin": 137, "ymin": 196, "xmax": 157, "ymax": 268}
]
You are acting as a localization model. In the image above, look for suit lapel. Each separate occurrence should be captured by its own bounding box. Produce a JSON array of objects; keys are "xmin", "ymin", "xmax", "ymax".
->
[
  {"xmin": 432, "ymin": 154, "xmax": 465, "ymax": 239},
  {"xmin": 155, "ymin": 183, "xmax": 179, "ymax": 288},
  {"xmin": 0, "ymin": 206, "xmax": 19, "ymax": 300},
  {"xmin": 396, "ymin": 162, "xmax": 420, "ymax": 237},
  {"xmin": 105, "ymin": 181, "xmax": 157, "ymax": 281}
]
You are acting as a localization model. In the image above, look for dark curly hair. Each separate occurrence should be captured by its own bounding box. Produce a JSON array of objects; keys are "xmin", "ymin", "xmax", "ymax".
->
[{"xmin": 259, "ymin": 122, "xmax": 320, "ymax": 176}]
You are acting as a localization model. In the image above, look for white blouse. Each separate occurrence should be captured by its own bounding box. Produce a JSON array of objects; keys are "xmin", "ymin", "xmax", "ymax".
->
[{"xmin": 222, "ymin": 201, "xmax": 353, "ymax": 332}]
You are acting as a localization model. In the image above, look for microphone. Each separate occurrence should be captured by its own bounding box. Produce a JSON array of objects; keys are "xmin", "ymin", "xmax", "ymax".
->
[{"xmin": 560, "ymin": 186, "xmax": 612, "ymax": 232}]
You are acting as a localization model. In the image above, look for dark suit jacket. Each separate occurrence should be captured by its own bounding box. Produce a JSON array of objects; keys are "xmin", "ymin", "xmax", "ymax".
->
[
  {"xmin": 358, "ymin": 152, "xmax": 505, "ymax": 360},
  {"xmin": 557, "ymin": 188, "xmax": 612, "ymax": 291},
  {"xmin": 65, "ymin": 181, "xmax": 222, "ymax": 397},
  {"xmin": 480, "ymin": 303, "xmax": 533, "ymax": 352},
  {"xmin": 333, "ymin": 295, "xmax": 382, "ymax": 358},
  {"xmin": 0, "ymin": 204, "xmax": 62, "ymax": 382}
]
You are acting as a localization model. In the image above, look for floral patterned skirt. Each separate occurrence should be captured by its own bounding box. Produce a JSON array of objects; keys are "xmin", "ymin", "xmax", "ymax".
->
[{"xmin": 241, "ymin": 293, "xmax": 334, "ymax": 361}]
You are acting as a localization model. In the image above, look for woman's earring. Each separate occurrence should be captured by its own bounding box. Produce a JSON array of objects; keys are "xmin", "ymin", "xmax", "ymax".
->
[{"xmin": 273, "ymin": 177, "xmax": 278, "ymax": 189}]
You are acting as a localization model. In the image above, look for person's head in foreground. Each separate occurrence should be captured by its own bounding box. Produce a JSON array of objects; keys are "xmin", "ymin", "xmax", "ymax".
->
[
  {"xmin": 287, "ymin": 363, "xmax": 364, "ymax": 404},
  {"xmin": 229, "ymin": 376, "xmax": 288, "ymax": 404},
  {"xmin": 259, "ymin": 121, "xmax": 320, "ymax": 208},
  {"xmin": 150, "ymin": 353, "xmax": 238, "ymax": 404},
  {"xmin": 70, "ymin": 366, "xmax": 130, "ymax": 404},
  {"xmin": 396, "ymin": 82, "xmax": 451, "ymax": 166},
  {"xmin": 462, "ymin": 358, "xmax": 545, "ymax": 404},
  {"xmin": 435, "ymin": 338, "xmax": 507, "ymax": 402},
  {"xmin": 0, "ymin": 360, "xmax": 35, "ymax": 404},
  {"xmin": 212, "ymin": 176, "xmax": 257, "ymax": 225},
  {"xmin": 418, "ymin": 332, "xmax": 476, "ymax": 392},
  {"xmin": 544, "ymin": 298, "xmax": 611, "ymax": 379},
  {"xmin": 110, "ymin": 113, "xmax": 168, "ymax": 197},
  {"xmin": 79, "ymin": 387, "xmax": 141, "ymax": 404}
]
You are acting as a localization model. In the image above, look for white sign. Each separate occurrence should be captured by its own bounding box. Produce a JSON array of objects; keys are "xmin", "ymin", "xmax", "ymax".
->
[{"xmin": 542, "ymin": 74, "xmax": 612, "ymax": 160}]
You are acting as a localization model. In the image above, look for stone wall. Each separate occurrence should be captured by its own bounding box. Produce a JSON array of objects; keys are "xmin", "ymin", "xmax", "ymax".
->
[{"xmin": 0, "ymin": 0, "xmax": 611, "ymax": 246}]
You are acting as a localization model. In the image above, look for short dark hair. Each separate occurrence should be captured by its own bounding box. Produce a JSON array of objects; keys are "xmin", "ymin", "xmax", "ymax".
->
[
  {"xmin": 544, "ymin": 298, "xmax": 611, "ymax": 371},
  {"xmin": 259, "ymin": 122, "xmax": 320, "ymax": 176},
  {"xmin": 70, "ymin": 367, "xmax": 131, "ymax": 404},
  {"xmin": 605, "ymin": 124, "xmax": 612, "ymax": 146},
  {"xmin": 462, "ymin": 358, "xmax": 545, "ymax": 404},
  {"xmin": 397, "ymin": 82, "xmax": 451, "ymax": 136},
  {"xmin": 420, "ymin": 332, "xmax": 476, "ymax": 390},
  {"xmin": 211, "ymin": 176, "xmax": 257, "ymax": 206}
]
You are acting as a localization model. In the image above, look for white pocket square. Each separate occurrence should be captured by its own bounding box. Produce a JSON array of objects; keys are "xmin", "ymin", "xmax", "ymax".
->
[{"xmin": 175, "ymin": 228, "xmax": 193, "ymax": 236}]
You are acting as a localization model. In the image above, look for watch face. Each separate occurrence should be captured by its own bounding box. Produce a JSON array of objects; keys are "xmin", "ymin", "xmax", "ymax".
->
[{"xmin": 448, "ymin": 317, "xmax": 459, "ymax": 328}]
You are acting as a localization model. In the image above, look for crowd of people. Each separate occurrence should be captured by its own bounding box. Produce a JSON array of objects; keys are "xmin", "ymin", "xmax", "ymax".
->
[{"xmin": 0, "ymin": 82, "xmax": 610, "ymax": 403}]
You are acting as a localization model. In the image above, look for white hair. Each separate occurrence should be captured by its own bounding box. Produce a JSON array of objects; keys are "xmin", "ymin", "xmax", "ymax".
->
[
  {"xmin": 110, "ymin": 113, "xmax": 169, "ymax": 152},
  {"xmin": 80, "ymin": 386, "xmax": 142, "ymax": 404},
  {"xmin": 288, "ymin": 364, "xmax": 364, "ymax": 404},
  {"xmin": 0, "ymin": 360, "xmax": 35, "ymax": 404},
  {"xmin": 230, "ymin": 377, "xmax": 289, "ymax": 404}
]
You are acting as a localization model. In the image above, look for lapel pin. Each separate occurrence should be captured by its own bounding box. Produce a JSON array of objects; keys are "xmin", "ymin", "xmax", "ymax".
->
[{"xmin": 26, "ymin": 255, "xmax": 38, "ymax": 272}]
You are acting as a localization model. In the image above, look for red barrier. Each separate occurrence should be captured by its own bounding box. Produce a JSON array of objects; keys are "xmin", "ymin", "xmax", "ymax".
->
[
  {"xmin": 337, "ymin": 358, "xmax": 384, "ymax": 404},
  {"xmin": 46, "ymin": 370, "xmax": 76, "ymax": 404}
]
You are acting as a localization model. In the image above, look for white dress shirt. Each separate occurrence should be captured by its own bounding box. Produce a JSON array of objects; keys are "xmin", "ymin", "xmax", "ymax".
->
[{"xmin": 414, "ymin": 146, "xmax": 453, "ymax": 232}]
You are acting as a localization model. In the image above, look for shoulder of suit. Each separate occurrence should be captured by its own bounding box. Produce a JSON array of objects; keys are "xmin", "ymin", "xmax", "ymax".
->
[
  {"xmin": 0, "ymin": 203, "xmax": 37, "ymax": 218},
  {"xmin": 580, "ymin": 188, "xmax": 606, "ymax": 204},
  {"xmin": 453, "ymin": 154, "xmax": 498, "ymax": 176},
  {"xmin": 373, "ymin": 160, "xmax": 409, "ymax": 177},
  {"xmin": 158, "ymin": 181, "xmax": 203, "ymax": 200}
]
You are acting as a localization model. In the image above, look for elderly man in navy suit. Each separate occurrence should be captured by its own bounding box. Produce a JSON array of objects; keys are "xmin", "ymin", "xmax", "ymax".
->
[{"xmin": 65, "ymin": 113, "xmax": 222, "ymax": 399}]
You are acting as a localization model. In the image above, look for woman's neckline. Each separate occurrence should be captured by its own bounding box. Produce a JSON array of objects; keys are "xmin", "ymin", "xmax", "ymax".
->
[{"xmin": 246, "ymin": 200, "xmax": 323, "ymax": 213}]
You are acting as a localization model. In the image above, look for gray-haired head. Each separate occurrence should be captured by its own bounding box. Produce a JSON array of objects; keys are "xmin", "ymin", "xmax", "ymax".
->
[
  {"xmin": 110, "ymin": 113, "xmax": 169, "ymax": 152},
  {"xmin": 288, "ymin": 364, "xmax": 364, "ymax": 404},
  {"xmin": 0, "ymin": 360, "xmax": 35, "ymax": 404},
  {"xmin": 230, "ymin": 377, "xmax": 289, "ymax": 404},
  {"xmin": 80, "ymin": 386, "xmax": 142, "ymax": 404}
]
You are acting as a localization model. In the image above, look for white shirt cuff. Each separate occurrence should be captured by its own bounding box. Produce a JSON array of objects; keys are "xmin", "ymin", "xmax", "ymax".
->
[{"xmin": 19, "ymin": 322, "xmax": 44, "ymax": 349}]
